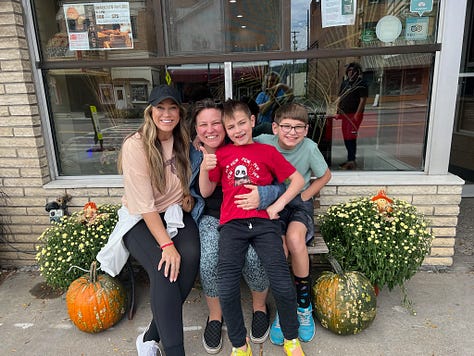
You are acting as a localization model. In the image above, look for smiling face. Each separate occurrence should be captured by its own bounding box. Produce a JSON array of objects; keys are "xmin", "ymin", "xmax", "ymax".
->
[
  {"xmin": 151, "ymin": 98, "xmax": 180, "ymax": 137},
  {"xmin": 195, "ymin": 108, "xmax": 225, "ymax": 153},
  {"xmin": 223, "ymin": 110, "xmax": 255, "ymax": 146},
  {"xmin": 272, "ymin": 118, "xmax": 308, "ymax": 150}
]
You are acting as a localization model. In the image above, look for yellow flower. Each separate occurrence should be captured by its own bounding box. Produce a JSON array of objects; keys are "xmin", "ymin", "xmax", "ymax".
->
[
  {"xmin": 319, "ymin": 194, "xmax": 434, "ymax": 290},
  {"xmin": 36, "ymin": 204, "xmax": 120, "ymax": 289}
]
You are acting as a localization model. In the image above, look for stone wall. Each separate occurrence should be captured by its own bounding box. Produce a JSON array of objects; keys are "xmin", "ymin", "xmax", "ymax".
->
[{"xmin": 1, "ymin": 0, "xmax": 51, "ymax": 267}]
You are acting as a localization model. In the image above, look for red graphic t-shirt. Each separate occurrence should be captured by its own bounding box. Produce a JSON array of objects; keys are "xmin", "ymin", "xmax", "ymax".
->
[{"xmin": 209, "ymin": 142, "xmax": 296, "ymax": 225}]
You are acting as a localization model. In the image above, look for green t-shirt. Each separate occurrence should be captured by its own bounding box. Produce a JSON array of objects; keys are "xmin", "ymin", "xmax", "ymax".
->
[{"xmin": 255, "ymin": 134, "xmax": 328, "ymax": 190}]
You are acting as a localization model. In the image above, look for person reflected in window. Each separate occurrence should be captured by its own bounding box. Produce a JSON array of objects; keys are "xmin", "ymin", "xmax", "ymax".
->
[
  {"xmin": 255, "ymin": 72, "xmax": 294, "ymax": 134},
  {"xmin": 335, "ymin": 62, "xmax": 368, "ymax": 170}
]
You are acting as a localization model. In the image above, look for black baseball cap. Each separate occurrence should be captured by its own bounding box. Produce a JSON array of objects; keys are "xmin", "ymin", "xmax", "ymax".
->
[{"xmin": 148, "ymin": 85, "xmax": 182, "ymax": 106}]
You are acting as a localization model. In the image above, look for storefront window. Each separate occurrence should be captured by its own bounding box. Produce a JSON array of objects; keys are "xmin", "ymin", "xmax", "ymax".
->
[
  {"xmin": 30, "ymin": 0, "xmax": 441, "ymax": 176},
  {"xmin": 44, "ymin": 67, "xmax": 159, "ymax": 175},
  {"xmin": 45, "ymin": 63, "xmax": 225, "ymax": 175},
  {"xmin": 163, "ymin": 0, "xmax": 283, "ymax": 54},
  {"xmin": 307, "ymin": 0, "xmax": 439, "ymax": 50},
  {"xmin": 450, "ymin": 1, "xmax": 474, "ymax": 183},
  {"xmin": 34, "ymin": 0, "xmax": 157, "ymax": 62},
  {"xmin": 34, "ymin": 0, "xmax": 440, "ymax": 62},
  {"xmin": 234, "ymin": 54, "xmax": 432, "ymax": 171}
]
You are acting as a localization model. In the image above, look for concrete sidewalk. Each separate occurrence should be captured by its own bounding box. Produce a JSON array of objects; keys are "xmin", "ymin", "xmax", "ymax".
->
[
  {"xmin": 1, "ymin": 269, "xmax": 474, "ymax": 356},
  {"xmin": 1, "ymin": 199, "xmax": 473, "ymax": 356}
]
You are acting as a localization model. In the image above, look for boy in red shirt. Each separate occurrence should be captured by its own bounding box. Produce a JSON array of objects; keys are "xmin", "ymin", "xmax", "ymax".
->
[{"xmin": 199, "ymin": 99, "xmax": 305, "ymax": 356}]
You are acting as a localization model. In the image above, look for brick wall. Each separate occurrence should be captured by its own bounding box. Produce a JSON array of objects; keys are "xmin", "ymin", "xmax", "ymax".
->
[
  {"xmin": 0, "ymin": 0, "xmax": 48, "ymax": 266},
  {"xmin": 0, "ymin": 0, "xmax": 464, "ymax": 268}
]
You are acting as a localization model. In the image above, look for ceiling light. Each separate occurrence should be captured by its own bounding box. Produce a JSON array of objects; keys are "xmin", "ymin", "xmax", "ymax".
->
[{"xmin": 237, "ymin": 14, "xmax": 243, "ymax": 18}]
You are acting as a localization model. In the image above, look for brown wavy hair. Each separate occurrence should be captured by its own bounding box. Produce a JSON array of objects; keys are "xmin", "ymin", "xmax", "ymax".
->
[
  {"xmin": 119, "ymin": 104, "xmax": 191, "ymax": 195},
  {"xmin": 274, "ymin": 103, "xmax": 309, "ymax": 125}
]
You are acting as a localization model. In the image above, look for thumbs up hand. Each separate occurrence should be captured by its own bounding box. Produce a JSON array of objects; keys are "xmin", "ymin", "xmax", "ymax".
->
[{"xmin": 199, "ymin": 145, "xmax": 217, "ymax": 171}]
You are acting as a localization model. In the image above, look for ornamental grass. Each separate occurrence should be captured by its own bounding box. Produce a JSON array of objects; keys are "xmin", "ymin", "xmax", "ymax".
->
[{"xmin": 36, "ymin": 202, "xmax": 119, "ymax": 290}]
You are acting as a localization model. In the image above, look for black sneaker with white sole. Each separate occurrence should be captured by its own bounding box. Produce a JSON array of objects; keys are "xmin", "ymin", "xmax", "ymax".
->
[
  {"xmin": 202, "ymin": 317, "xmax": 223, "ymax": 354},
  {"xmin": 250, "ymin": 309, "xmax": 270, "ymax": 343}
]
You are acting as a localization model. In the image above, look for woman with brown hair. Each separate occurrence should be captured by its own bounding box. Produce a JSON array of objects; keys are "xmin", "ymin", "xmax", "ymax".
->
[{"xmin": 101, "ymin": 84, "xmax": 200, "ymax": 356}]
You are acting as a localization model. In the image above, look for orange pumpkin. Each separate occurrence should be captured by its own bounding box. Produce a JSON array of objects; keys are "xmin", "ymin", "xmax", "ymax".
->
[{"xmin": 66, "ymin": 261, "xmax": 126, "ymax": 333}]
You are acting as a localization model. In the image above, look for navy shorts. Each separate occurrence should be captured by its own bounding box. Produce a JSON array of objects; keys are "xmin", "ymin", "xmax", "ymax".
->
[{"xmin": 279, "ymin": 194, "xmax": 315, "ymax": 244}]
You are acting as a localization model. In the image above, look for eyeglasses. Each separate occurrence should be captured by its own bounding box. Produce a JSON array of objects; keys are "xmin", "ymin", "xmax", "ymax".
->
[{"xmin": 277, "ymin": 124, "xmax": 307, "ymax": 134}]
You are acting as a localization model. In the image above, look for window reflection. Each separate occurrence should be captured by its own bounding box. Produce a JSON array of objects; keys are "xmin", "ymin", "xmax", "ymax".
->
[
  {"xmin": 46, "ymin": 67, "xmax": 161, "ymax": 175},
  {"xmin": 308, "ymin": 0, "xmax": 439, "ymax": 50},
  {"xmin": 36, "ymin": 0, "xmax": 440, "ymax": 62},
  {"xmin": 36, "ymin": 1, "xmax": 156, "ymax": 62},
  {"xmin": 234, "ymin": 55, "xmax": 432, "ymax": 171},
  {"xmin": 163, "ymin": 0, "xmax": 283, "ymax": 54},
  {"xmin": 47, "ymin": 63, "xmax": 226, "ymax": 175},
  {"xmin": 33, "ymin": 1, "xmax": 440, "ymax": 176}
]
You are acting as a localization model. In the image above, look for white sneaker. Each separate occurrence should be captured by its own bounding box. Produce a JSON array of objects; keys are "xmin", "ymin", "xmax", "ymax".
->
[{"xmin": 136, "ymin": 324, "xmax": 161, "ymax": 356}]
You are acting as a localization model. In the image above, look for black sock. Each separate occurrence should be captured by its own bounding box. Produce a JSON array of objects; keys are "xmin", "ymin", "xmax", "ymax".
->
[{"xmin": 295, "ymin": 275, "xmax": 311, "ymax": 308}]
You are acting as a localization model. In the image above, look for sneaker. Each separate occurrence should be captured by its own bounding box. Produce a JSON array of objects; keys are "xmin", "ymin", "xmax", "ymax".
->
[
  {"xmin": 283, "ymin": 338, "xmax": 305, "ymax": 356},
  {"xmin": 250, "ymin": 309, "xmax": 270, "ymax": 343},
  {"xmin": 136, "ymin": 324, "xmax": 162, "ymax": 356},
  {"xmin": 297, "ymin": 306, "xmax": 315, "ymax": 342},
  {"xmin": 269, "ymin": 312, "xmax": 284, "ymax": 346},
  {"xmin": 202, "ymin": 317, "xmax": 223, "ymax": 354},
  {"xmin": 231, "ymin": 340, "xmax": 252, "ymax": 356}
]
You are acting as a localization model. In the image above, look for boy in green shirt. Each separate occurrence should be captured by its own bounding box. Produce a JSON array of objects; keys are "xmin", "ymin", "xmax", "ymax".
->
[{"xmin": 254, "ymin": 103, "xmax": 331, "ymax": 345}]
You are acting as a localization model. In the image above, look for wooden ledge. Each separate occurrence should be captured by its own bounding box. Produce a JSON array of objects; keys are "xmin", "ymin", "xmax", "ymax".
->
[{"xmin": 307, "ymin": 233, "xmax": 329, "ymax": 254}]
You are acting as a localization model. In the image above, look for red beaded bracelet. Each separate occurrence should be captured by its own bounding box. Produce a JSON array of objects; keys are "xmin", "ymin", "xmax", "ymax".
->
[{"xmin": 160, "ymin": 241, "xmax": 174, "ymax": 250}]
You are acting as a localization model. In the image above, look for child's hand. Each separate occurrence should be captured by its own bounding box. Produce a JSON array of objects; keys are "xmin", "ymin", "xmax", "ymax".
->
[
  {"xmin": 266, "ymin": 201, "xmax": 284, "ymax": 220},
  {"xmin": 235, "ymin": 184, "xmax": 260, "ymax": 210},
  {"xmin": 192, "ymin": 136, "xmax": 203, "ymax": 150},
  {"xmin": 199, "ymin": 146, "xmax": 217, "ymax": 171}
]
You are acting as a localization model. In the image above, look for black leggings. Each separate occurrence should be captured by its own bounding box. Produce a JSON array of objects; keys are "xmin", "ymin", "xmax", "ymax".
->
[{"xmin": 123, "ymin": 212, "xmax": 200, "ymax": 356}]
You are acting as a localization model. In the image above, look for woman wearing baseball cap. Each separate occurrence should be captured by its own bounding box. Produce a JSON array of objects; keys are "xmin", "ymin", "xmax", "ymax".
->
[{"xmin": 103, "ymin": 84, "xmax": 200, "ymax": 355}]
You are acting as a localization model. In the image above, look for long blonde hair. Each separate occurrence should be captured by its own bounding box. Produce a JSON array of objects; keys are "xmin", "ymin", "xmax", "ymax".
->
[{"xmin": 119, "ymin": 104, "xmax": 191, "ymax": 195}]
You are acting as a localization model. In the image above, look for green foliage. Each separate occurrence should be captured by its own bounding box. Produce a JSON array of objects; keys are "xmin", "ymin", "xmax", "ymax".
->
[
  {"xmin": 318, "ymin": 196, "xmax": 434, "ymax": 290},
  {"xmin": 36, "ymin": 203, "xmax": 119, "ymax": 290}
]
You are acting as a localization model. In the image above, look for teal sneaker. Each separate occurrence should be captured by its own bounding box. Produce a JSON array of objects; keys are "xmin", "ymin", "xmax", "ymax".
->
[
  {"xmin": 297, "ymin": 306, "xmax": 315, "ymax": 342},
  {"xmin": 269, "ymin": 312, "xmax": 284, "ymax": 346}
]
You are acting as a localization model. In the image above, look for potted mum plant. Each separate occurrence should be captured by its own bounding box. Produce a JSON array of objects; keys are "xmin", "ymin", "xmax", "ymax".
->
[
  {"xmin": 318, "ymin": 190, "xmax": 434, "ymax": 295},
  {"xmin": 36, "ymin": 202, "xmax": 120, "ymax": 290}
]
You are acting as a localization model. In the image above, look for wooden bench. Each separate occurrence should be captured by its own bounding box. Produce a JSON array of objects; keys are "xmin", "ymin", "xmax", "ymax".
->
[{"xmin": 307, "ymin": 232, "xmax": 329, "ymax": 254}]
